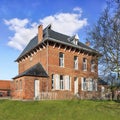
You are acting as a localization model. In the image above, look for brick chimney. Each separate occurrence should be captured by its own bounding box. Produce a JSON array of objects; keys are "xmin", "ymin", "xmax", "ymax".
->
[
  {"xmin": 86, "ymin": 41, "xmax": 90, "ymax": 46},
  {"xmin": 38, "ymin": 25, "xmax": 43, "ymax": 43}
]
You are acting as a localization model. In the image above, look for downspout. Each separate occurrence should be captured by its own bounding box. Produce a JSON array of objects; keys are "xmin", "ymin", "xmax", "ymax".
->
[
  {"xmin": 47, "ymin": 41, "xmax": 49, "ymax": 92},
  {"xmin": 47, "ymin": 41, "xmax": 49, "ymax": 74}
]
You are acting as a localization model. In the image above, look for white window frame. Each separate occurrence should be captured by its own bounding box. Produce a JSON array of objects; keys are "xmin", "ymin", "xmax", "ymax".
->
[
  {"xmin": 91, "ymin": 60, "xmax": 95, "ymax": 72},
  {"xmin": 82, "ymin": 78, "xmax": 97, "ymax": 91},
  {"xmin": 74, "ymin": 77, "xmax": 78, "ymax": 94},
  {"xmin": 64, "ymin": 75, "xmax": 71, "ymax": 90},
  {"xmin": 60, "ymin": 75, "xmax": 64, "ymax": 90},
  {"xmin": 51, "ymin": 74, "xmax": 54, "ymax": 90},
  {"xmin": 55, "ymin": 74, "xmax": 60, "ymax": 90},
  {"xmin": 59, "ymin": 52, "xmax": 64, "ymax": 67},
  {"xmin": 73, "ymin": 39, "xmax": 78, "ymax": 45},
  {"xmin": 81, "ymin": 78, "xmax": 87, "ymax": 91},
  {"xmin": 74, "ymin": 56, "xmax": 78, "ymax": 70},
  {"xmin": 88, "ymin": 79, "xmax": 93, "ymax": 91},
  {"xmin": 83, "ymin": 58, "xmax": 87, "ymax": 71}
]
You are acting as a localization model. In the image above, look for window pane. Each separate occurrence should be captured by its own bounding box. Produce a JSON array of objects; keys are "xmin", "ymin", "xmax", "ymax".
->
[
  {"xmin": 74, "ymin": 56, "xmax": 78, "ymax": 69},
  {"xmin": 59, "ymin": 53, "xmax": 64, "ymax": 67},
  {"xmin": 51, "ymin": 74, "xmax": 54, "ymax": 89},
  {"xmin": 91, "ymin": 60, "xmax": 95, "ymax": 72},
  {"xmin": 60, "ymin": 75, "xmax": 64, "ymax": 90},
  {"xmin": 83, "ymin": 78, "xmax": 87, "ymax": 90},
  {"xmin": 59, "ymin": 53, "xmax": 63, "ymax": 58},
  {"xmin": 83, "ymin": 58, "xmax": 87, "ymax": 71}
]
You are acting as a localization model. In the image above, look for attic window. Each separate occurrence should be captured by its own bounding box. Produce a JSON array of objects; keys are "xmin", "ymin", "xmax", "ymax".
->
[
  {"xmin": 73, "ymin": 39, "xmax": 78, "ymax": 45},
  {"xmin": 73, "ymin": 34, "xmax": 79, "ymax": 45}
]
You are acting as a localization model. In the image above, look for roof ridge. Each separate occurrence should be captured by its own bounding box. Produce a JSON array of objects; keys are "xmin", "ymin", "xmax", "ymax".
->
[{"xmin": 49, "ymin": 29, "xmax": 70, "ymax": 38}]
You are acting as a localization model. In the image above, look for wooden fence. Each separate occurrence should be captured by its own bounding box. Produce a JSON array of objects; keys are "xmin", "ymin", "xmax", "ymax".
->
[{"xmin": 38, "ymin": 92, "xmax": 57, "ymax": 100}]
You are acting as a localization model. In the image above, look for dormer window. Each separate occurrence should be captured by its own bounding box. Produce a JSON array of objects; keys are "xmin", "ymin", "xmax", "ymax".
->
[
  {"xmin": 73, "ymin": 39, "xmax": 78, "ymax": 45},
  {"xmin": 68, "ymin": 34, "xmax": 79, "ymax": 45},
  {"xmin": 73, "ymin": 34, "xmax": 79, "ymax": 45}
]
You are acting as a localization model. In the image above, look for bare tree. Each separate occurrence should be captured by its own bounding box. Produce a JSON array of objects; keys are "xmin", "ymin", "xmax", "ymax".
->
[{"xmin": 87, "ymin": 0, "xmax": 120, "ymax": 86}]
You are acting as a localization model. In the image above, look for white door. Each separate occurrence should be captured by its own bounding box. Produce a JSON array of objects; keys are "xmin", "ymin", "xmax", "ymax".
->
[
  {"xmin": 74, "ymin": 77, "xmax": 78, "ymax": 94},
  {"xmin": 34, "ymin": 80, "xmax": 40, "ymax": 99}
]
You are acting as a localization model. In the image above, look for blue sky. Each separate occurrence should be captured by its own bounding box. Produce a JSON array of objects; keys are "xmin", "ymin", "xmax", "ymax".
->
[{"xmin": 0, "ymin": 0, "xmax": 106, "ymax": 80}]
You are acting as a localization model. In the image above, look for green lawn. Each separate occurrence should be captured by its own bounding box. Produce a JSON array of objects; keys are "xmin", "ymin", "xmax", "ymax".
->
[{"xmin": 0, "ymin": 100, "xmax": 120, "ymax": 120}]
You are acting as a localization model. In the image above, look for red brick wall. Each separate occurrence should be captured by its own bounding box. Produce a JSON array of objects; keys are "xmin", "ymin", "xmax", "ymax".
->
[
  {"xmin": 13, "ymin": 42, "xmax": 98, "ymax": 100},
  {"xmin": 11, "ymin": 76, "xmax": 48, "ymax": 100},
  {"xmin": 19, "ymin": 48, "xmax": 47, "ymax": 74},
  {"xmin": 0, "ymin": 80, "xmax": 11, "ymax": 90},
  {"xmin": 0, "ymin": 80, "xmax": 11, "ymax": 97},
  {"xmin": 48, "ymin": 44, "xmax": 98, "ymax": 94}
]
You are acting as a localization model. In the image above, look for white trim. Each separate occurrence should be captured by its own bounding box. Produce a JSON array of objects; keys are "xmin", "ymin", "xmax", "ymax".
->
[
  {"xmin": 74, "ymin": 77, "xmax": 78, "ymax": 94},
  {"xmin": 34, "ymin": 80, "xmax": 40, "ymax": 99},
  {"xmin": 55, "ymin": 74, "xmax": 60, "ymax": 90}
]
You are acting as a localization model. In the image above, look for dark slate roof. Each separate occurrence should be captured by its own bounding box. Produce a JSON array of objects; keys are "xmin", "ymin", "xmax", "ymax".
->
[
  {"xmin": 16, "ymin": 25, "xmax": 99, "ymax": 61},
  {"xmin": 18, "ymin": 36, "xmax": 38, "ymax": 60},
  {"xmin": 46, "ymin": 29, "xmax": 97, "ymax": 52},
  {"xmin": 13, "ymin": 63, "xmax": 48, "ymax": 79},
  {"xmin": 98, "ymin": 79, "xmax": 108, "ymax": 85}
]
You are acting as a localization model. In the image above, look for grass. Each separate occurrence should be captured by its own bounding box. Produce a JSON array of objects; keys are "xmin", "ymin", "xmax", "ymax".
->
[{"xmin": 0, "ymin": 100, "xmax": 120, "ymax": 120}]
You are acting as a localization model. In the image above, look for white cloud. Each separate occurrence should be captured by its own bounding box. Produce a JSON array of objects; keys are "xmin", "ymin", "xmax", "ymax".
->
[
  {"xmin": 40, "ymin": 12, "xmax": 87, "ymax": 36},
  {"xmin": 5, "ymin": 7, "xmax": 87, "ymax": 51},
  {"xmin": 73, "ymin": 7, "xmax": 83, "ymax": 14},
  {"xmin": 4, "ymin": 18, "xmax": 38, "ymax": 50}
]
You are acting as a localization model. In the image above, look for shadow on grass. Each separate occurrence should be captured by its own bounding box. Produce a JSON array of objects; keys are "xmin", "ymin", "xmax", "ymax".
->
[{"xmin": 114, "ymin": 100, "xmax": 120, "ymax": 103}]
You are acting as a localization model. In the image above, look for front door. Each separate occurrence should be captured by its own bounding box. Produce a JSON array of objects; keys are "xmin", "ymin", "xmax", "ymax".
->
[
  {"xmin": 34, "ymin": 80, "xmax": 40, "ymax": 99},
  {"xmin": 74, "ymin": 77, "xmax": 78, "ymax": 94}
]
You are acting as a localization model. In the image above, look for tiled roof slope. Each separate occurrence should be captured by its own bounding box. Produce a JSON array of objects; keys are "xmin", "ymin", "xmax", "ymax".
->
[
  {"xmin": 47, "ymin": 29, "xmax": 97, "ymax": 52},
  {"xmin": 13, "ymin": 63, "xmax": 48, "ymax": 79},
  {"xmin": 16, "ymin": 25, "xmax": 99, "ymax": 61},
  {"xmin": 18, "ymin": 36, "xmax": 38, "ymax": 60}
]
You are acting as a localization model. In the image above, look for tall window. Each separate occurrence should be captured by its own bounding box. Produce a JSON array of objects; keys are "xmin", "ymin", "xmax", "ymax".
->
[
  {"xmin": 88, "ymin": 79, "xmax": 94, "ymax": 91},
  {"xmin": 16, "ymin": 81, "xmax": 18, "ymax": 90},
  {"xmin": 19, "ymin": 80, "xmax": 22, "ymax": 90},
  {"xmin": 65, "ymin": 75, "xmax": 71, "ymax": 90},
  {"xmin": 82, "ymin": 78, "xmax": 97, "ymax": 91},
  {"xmin": 51, "ymin": 74, "xmax": 54, "ymax": 89},
  {"xmin": 91, "ymin": 60, "xmax": 95, "ymax": 72},
  {"xmin": 74, "ymin": 56, "xmax": 78, "ymax": 70},
  {"xmin": 83, "ymin": 58, "xmax": 87, "ymax": 71},
  {"xmin": 60, "ymin": 75, "xmax": 64, "ymax": 90},
  {"xmin": 59, "ymin": 52, "xmax": 64, "ymax": 67},
  {"xmin": 82, "ymin": 78, "xmax": 87, "ymax": 90}
]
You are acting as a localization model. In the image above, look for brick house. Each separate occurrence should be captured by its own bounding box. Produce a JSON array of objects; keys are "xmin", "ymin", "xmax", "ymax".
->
[
  {"xmin": 0, "ymin": 80, "xmax": 11, "ymax": 97},
  {"xmin": 11, "ymin": 24, "xmax": 100, "ymax": 100}
]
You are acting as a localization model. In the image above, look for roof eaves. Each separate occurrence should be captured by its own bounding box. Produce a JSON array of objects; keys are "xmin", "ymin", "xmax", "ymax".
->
[
  {"xmin": 15, "ymin": 40, "xmax": 46, "ymax": 62},
  {"xmin": 13, "ymin": 74, "xmax": 49, "ymax": 79},
  {"xmin": 43, "ymin": 37, "xmax": 99, "ymax": 55}
]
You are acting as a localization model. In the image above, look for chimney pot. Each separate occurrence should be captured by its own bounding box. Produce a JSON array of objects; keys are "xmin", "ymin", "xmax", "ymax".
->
[
  {"xmin": 86, "ymin": 41, "xmax": 90, "ymax": 46},
  {"xmin": 38, "ymin": 25, "xmax": 43, "ymax": 43}
]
